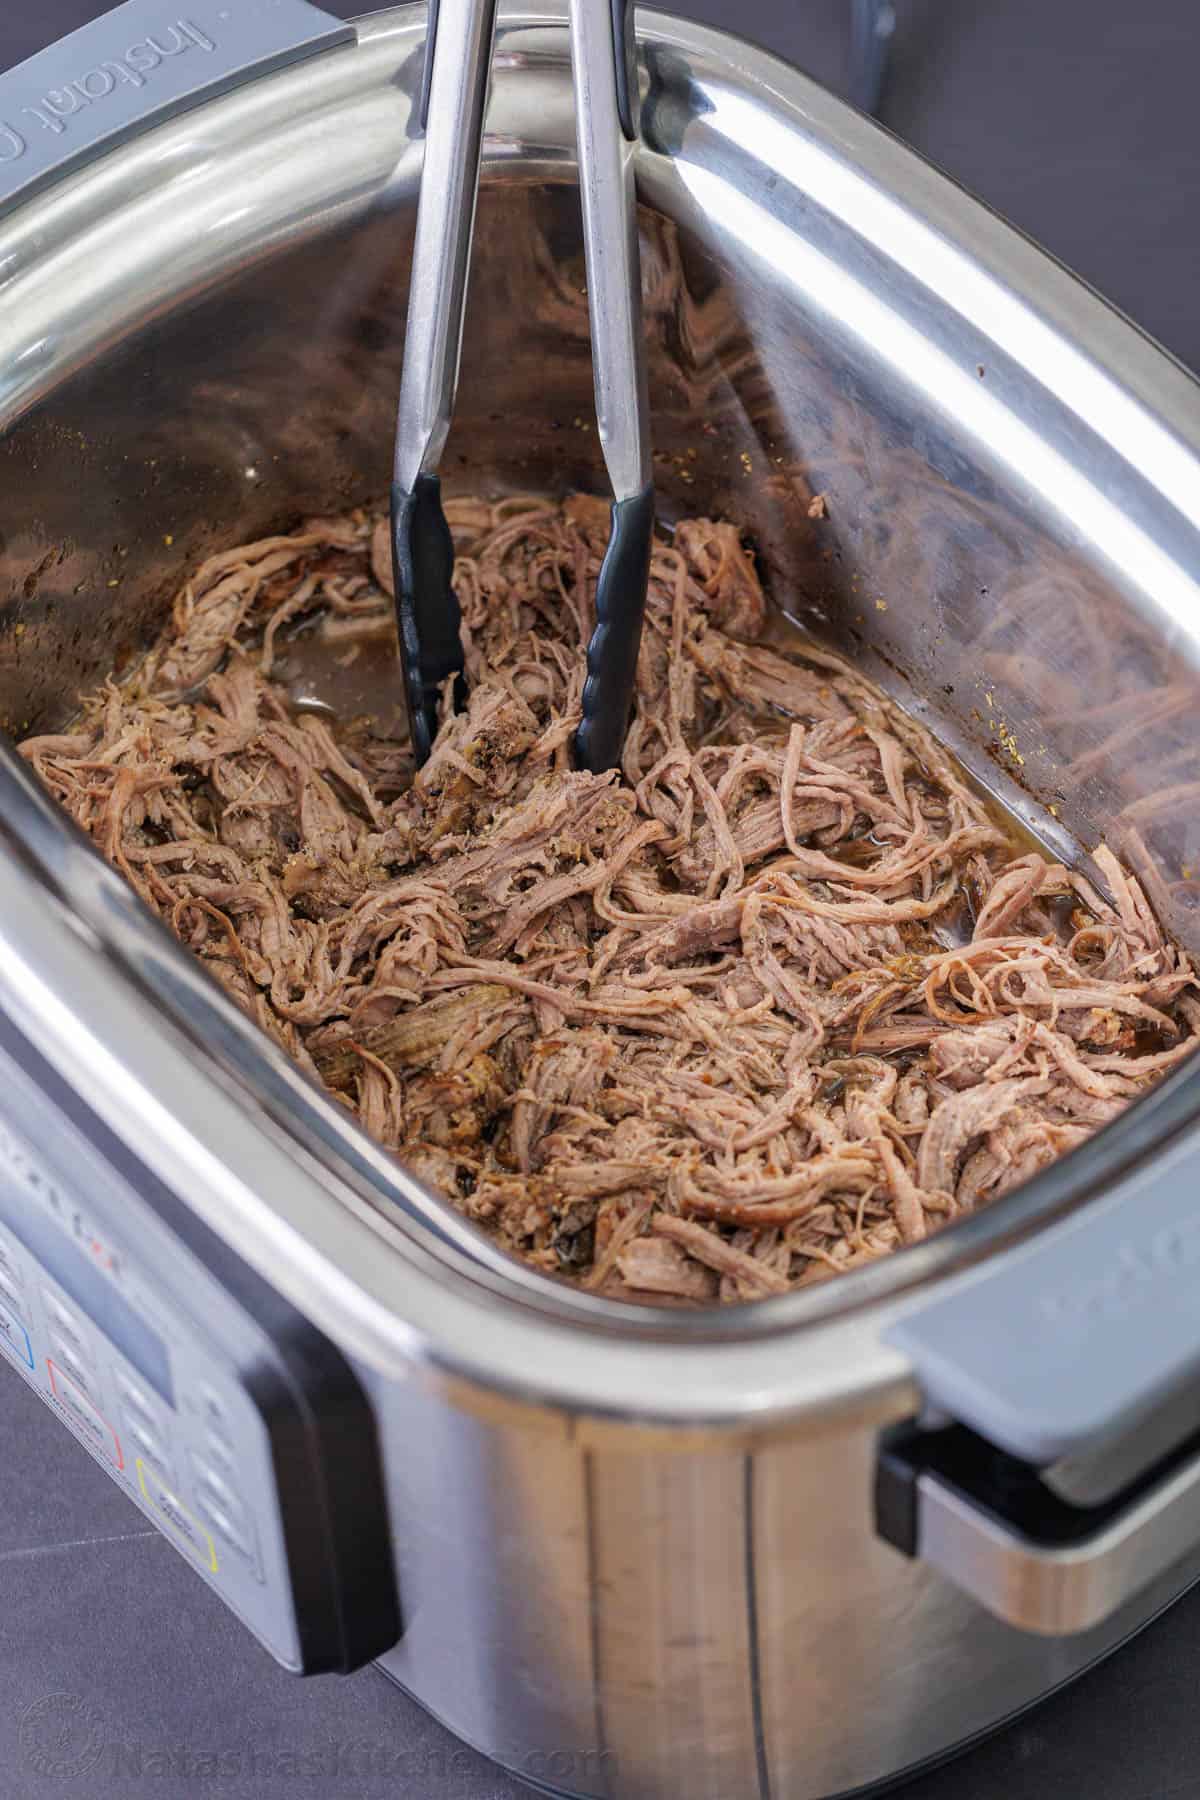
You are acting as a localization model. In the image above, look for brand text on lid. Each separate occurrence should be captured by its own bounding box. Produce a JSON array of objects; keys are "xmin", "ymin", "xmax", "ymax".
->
[{"xmin": 0, "ymin": 21, "xmax": 214, "ymax": 162}]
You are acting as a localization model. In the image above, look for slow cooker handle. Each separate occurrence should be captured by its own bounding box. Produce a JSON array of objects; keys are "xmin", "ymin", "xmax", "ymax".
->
[
  {"xmin": 875, "ymin": 1108, "xmax": 1200, "ymax": 1634},
  {"xmin": 0, "ymin": 0, "xmax": 353, "ymax": 222}
]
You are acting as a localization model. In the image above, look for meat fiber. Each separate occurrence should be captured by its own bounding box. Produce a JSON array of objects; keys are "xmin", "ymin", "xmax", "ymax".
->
[{"xmin": 20, "ymin": 495, "xmax": 1199, "ymax": 1302}]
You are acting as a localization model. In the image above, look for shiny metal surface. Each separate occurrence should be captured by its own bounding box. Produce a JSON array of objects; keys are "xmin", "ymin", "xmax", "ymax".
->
[
  {"xmin": 919, "ymin": 1456, "xmax": 1200, "ymax": 1636},
  {"xmin": 393, "ymin": 0, "xmax": 498, "ymax": 488},
  {"xmin": 569, "ymin": 0, "xmax": 651, "ymax": 501},
  {"xmin": 3, "ymin": 6, "xmax": 1200, "ymax": 1795}
]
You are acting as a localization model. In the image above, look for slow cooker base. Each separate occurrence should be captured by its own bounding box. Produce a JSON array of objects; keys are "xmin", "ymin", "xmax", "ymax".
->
[{"xmin": 376, "ymin": 1571, "xmax": 1196, "ymax": 1800}]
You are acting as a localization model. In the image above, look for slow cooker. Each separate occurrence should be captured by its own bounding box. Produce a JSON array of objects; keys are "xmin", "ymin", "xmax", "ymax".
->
[{"xmin": 3, "ymin": 4, "xmax": 1200, "ymax": 1796}]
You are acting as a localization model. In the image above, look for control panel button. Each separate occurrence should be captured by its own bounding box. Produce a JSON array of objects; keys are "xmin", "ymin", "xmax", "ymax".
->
[
  {"xmin": 114, "ymin": 1367, "xmax": 163, "ymax": 1428},
  {"xmin": 41, "ymin": 1287, "xmax": 87, "ymax": 1350},
  {"xmin": 121, "ymin": 1411, "xmax": 173, "ymax": 1482},
  {"xmin": 46, "ymin": 1335, "xmax": 96, "ymax": 1399},
  {"xmin": 46, "ymin": 1360, "xmax": 122, "ymax": 1467},
  {"xmin": 0, "ymin": 1234, "xmax": 24, "ymax": 1289},
  {"xmin": 202, "ymin": 1429, "xmax": 237, "ymax": 1476},
  {"xmin": 0, "ymin": 1271, "xmax": 26, "ymax": 1321},
  {"xmin": 0, "ymin": 1298, "xmax": 33, "ymax": 1369},
  {"xmin": 188, "ymin": 1451, "xmax": 243, "ymax": 1515},
  {"xmin": 196, "ymin": 1384, "xmax": 233, "ymax": 1441},
  {"xmin": 137, "ymin": 1461, "xmax": 217, "ymax": 1573},
  {"xmin": 193, "ymin": 1482, "xmax": 255, "ymax": 1558}
]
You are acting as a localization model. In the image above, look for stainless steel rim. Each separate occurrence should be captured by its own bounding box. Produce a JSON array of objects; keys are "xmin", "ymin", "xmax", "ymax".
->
[{"xmin": 1, "ymin": 3, "xmax": 1198, "ymax": 1424}]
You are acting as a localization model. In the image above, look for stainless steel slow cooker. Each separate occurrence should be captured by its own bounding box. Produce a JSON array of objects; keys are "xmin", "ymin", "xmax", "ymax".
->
[{"xmin": 3, "ymin": 4, "xmax": 1200, "ymax": 1797}]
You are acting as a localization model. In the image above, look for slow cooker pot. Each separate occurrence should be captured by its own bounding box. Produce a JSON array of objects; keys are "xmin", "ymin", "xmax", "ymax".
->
[{"xmin": 3, "ymin": 4, "xmax": 1200, "ymax": 1797}]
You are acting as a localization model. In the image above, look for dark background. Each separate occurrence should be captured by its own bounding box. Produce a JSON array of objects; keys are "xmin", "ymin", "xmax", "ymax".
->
[{"xmin": 3, "ymin": 4, "xmax": 1200, "ymax": 1799}]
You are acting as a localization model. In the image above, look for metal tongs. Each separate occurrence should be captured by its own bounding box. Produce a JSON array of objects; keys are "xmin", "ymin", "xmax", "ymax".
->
[{"xmin": 390, "ymin": 0, "xmax": 653, "ymax": 773}]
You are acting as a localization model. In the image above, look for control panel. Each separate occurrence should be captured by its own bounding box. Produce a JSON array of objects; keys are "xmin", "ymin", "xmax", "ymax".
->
[{"xmin": 0, "ymin": 1022, "xmax": 399, "ymax": 1674}]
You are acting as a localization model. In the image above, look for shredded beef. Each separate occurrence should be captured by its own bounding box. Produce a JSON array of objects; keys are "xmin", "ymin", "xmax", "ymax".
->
[{"xmin": 20, "ymin": 495, "xmax": 1199, "ymax": 1302}]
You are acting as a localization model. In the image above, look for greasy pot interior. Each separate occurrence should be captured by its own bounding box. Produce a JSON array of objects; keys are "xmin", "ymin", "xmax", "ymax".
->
[{"xmin": 1, "ymin": 5, "xmax": 1199, "ymax": 1330}]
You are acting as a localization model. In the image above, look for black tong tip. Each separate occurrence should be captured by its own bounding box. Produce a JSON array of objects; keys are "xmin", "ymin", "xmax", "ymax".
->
[
  {"xmin": 575, "ymin": 484, "xmax": 655, "ymax": 776},
  {"xmin": 392, "ymin": 477, "xmax": 654, "ymax": 777},
  {"xmin": 390, "ymin": 472, "xmax": 464, "ymax": 763}
]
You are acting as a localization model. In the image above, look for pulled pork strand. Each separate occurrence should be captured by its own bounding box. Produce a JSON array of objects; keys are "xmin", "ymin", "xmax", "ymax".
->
[{"xmin": 21, "ymin": 495, "xmax": 1198, "ymax": 1302}]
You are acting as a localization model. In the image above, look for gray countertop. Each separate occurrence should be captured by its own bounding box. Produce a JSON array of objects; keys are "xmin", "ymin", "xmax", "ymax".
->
[{"xmin": 2, "ymin": 4, "xmax": 1200, "ymax": 1798}]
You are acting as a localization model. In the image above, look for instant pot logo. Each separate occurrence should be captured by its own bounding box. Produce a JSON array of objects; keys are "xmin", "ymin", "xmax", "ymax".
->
[
  {"xmin": 0, "ymin": 20, "xmax": 214, "ymax": 164},
  {"xmin": 1039, "ymin": 1212, "xmax": 1200, "ymax": 1323},
  {"xmin": 18, "ymin": 1693, "xmax": 107, "ymax": 1779}
]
